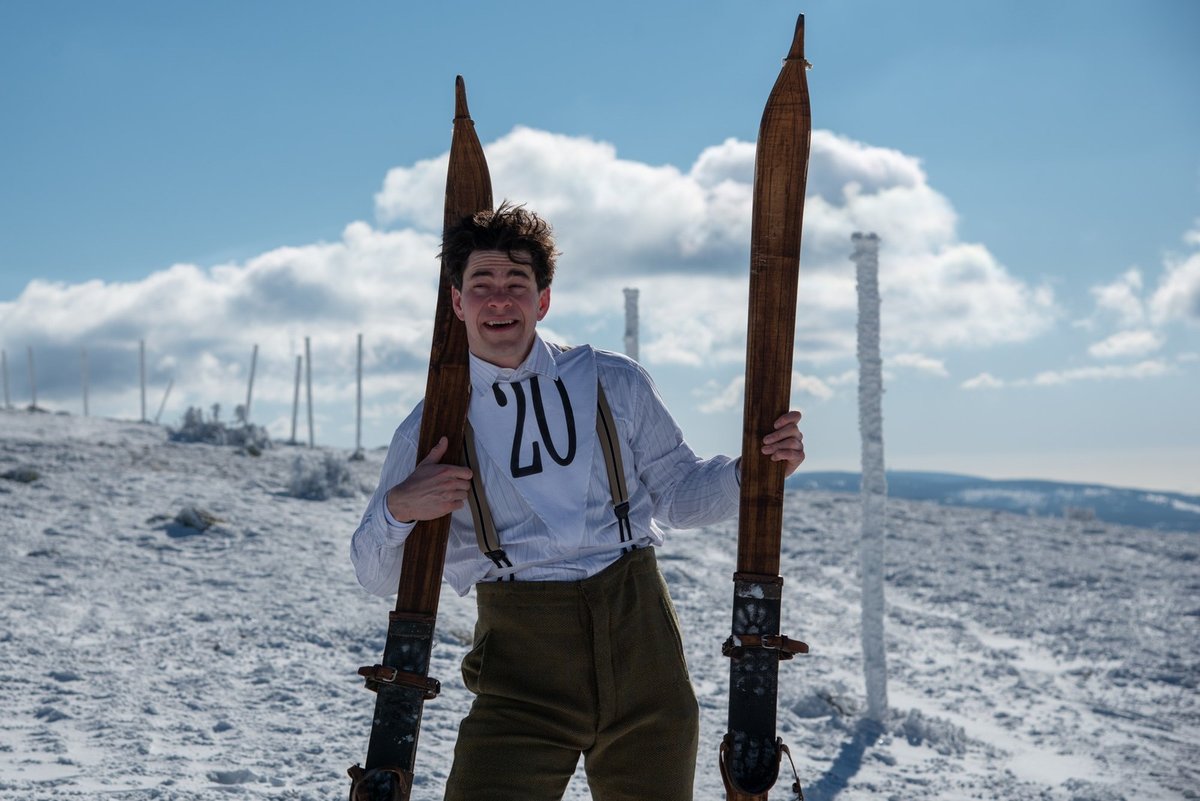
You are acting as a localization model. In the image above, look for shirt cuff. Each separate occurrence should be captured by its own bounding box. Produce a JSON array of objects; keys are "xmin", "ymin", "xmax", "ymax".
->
[
  {"xmin": 724, "ymin": 457, "xmax": 742, "ymax": 507},
  {"xmin": 379, "ymin": 491, "xmax": 417, "ymax": 542}
]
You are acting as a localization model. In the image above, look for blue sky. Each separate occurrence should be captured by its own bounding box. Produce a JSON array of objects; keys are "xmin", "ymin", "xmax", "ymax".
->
[{"xmin": 2, "ymin": 0, "xmax": 1197, "ymax": 493}]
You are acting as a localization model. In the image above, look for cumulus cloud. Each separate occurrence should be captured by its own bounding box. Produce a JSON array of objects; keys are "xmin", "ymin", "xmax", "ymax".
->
[
  {"xmin": 1087, "ymin": 329, "xmax": 1163, "ymax": 359},
  {"xmin": 1183, "ymin": 218, "xmax": 1200, "ymax": 248},
  {"xmin": 693, "ymin": 369, "xmax": 832, "ymax": 415},
  {"xmin": 1090, "ymin": 268, "xmax": 1146, "ymax": 328},
  {"xmin": 962, "ymin": 372, "xmax": 1004, "ymax": 390},
  {"xmin": 1027, "ymin": 360, "xmax": 1170, "ymax": 386},
  {"xmin": 891, "ymin": 352, "xmax": 949, "ymax": 377},
  {"xmin": 695, "ymin": 376, "xmax": 745, "ymax": 414},
  {"xmin": 2, "ymin": 125, "xmax": 1061, "ymax": 440},
  {"xmin": 0, "ymin": 223, "xmax": 442, "ymax": 432},
  {"xmin": 375, "ymin": 126, "xmax": 1056, "ymax": 370},
  {"xmin": 1149, "ymin": 251, "xmax": 1200, "ymax": 326}
]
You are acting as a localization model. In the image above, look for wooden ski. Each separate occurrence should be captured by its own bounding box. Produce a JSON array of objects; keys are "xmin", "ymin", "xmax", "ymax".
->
[
  {"xmin": 720, "ymin": 15, "xmax": 812, "ymax": 801},
  {"xmin": 348, "ymin": 76, "xmax": 492, "ymax": 801}
]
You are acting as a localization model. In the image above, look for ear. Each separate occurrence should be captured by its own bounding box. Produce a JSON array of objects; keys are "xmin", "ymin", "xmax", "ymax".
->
[
  {"xmin": 451, "ymin": 286, "xmax": 465, "ymax": 321},
  {"xmin": 536, "ymin": 286, "xmax": 551, "ymax": 321}
]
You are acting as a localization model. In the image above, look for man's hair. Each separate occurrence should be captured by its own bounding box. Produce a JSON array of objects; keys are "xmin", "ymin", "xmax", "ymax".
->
[{"xmin": 440, "ymin": 202, "xmax": 558, "ymax": 290}]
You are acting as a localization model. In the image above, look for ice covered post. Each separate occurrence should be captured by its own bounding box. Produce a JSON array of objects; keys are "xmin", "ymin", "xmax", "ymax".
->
[
  {"xmin": 244, "ymin": 344, "xmax": 258, "ymax": 423},
  {"xmin": 353, "ymin": 333, "xmax": 365, "ymax": 460},
  {"xmin": 2, "ymin": 349, "xmax": 10, "ymax": 408},
  {"xmin": 139, "ymin": 340, "xmax": 147, "ymax": 422},
  {"xmin": 623, "ymin": 287, "xmax": 639, "ymax": 361},
  {"xmin": 81, "ymin": 346, "xmax": 89, "ymax": 416},
  {"xmin": 853, "ymin": 231, "xmax": 888, "ymax": 724},
  {"xmin": 27, "ymin": 346, "xmax": 37, "ymax": 409}
]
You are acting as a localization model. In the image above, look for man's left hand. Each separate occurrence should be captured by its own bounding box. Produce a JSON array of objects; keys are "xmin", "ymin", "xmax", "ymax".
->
[{"xmin": 761, "ymin": 410, "xmax": 806, "ymax": 477}]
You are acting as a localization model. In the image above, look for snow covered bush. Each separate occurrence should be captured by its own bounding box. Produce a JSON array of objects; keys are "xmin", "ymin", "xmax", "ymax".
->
[
  {"xmin": 169, "ymin": 406, "xmax": 271, "ymax": 452},
  {"xmin": 288, "ymin": 452, "xmax": 355, "ymax": 501}
]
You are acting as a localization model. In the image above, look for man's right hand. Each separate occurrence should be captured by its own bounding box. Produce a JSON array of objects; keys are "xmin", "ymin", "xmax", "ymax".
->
[{"xmin": 385, "ymin": 436, "xmax": 473, "ymax": 523}]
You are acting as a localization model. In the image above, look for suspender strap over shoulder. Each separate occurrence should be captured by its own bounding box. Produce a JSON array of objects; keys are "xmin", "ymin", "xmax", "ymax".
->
[
  {"xmin": 464, "ymin": 379, "xmax": 632, "ymax": 569},
  {"xmin": 463, "ymin": 421, "xmax": 512, "ymax": 571},
  {"xmin": 594, "ymin": 380, "xmax": 632, "ymax": 544}
]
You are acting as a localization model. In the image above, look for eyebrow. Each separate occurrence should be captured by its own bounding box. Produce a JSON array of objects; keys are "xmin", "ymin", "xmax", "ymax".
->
[{"xmin": 464, "ymin": 267, "xmax": 534, "ymax": 280}]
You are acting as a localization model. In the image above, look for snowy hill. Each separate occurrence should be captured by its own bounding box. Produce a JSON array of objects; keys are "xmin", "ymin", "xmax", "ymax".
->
[
  {"xmin": 1, "ymin": 409, "xmax": 1196, "ymax": 800},
  {"xmin": 790, "ymin": 470, "xmax": 1200, "ymax": 532}
]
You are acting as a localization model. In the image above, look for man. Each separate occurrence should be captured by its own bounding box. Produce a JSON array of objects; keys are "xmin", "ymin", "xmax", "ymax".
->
[{"xmin": 351, "ymin": 203, "xmax": 805, "ymax": 801}]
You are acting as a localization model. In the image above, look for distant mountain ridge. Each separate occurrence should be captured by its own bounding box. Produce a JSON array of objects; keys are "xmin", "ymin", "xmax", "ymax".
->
[{"xmin": 787, "ymin": 470, "xmax": 1200, "ymax": 532}]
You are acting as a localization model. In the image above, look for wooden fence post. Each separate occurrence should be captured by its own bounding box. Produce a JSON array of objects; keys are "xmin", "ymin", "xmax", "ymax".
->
[
  {"xmin": 245, "ymin": 343, "xmax": 258, "ymax": 422},
  {"xmin": 81, "ymin": 346, "xmax": 89, "ymax": 416},
  {"xmin": 155, "ymin": 378, "xmax": 174, "ymax": 424},
  {"xmin": 139, "ymin": 340, "xmax": 147, "ymax": 422},
  {"xmin": 305, "ymin": 336, "xmax": 314, "ymax": 448},
  {"xmin": 353, "ymin": 333, "xmax": 364, "ymax": 459},
  {"xmin": 3, "ymin": 348, "xmax": 12, "ymax": 408},
  {"xmin": 290, "ymin": 355, "xmax": 301, "ymax": 445},
  {"xmin": 27, "ymin": 346, "xmax": 37, "ymax": 409}
]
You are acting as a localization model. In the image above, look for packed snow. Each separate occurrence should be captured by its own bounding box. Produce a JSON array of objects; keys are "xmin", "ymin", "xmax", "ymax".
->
[{"xmin": 1, "ymin": 409, "xmax": 1196, "ymax": 800}]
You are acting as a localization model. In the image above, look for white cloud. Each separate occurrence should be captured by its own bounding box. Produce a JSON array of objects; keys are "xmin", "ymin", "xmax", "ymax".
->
[
  {"xmin": 0, "ymin": 125, "xmax": 1063, "ymax": 442},
  {"xmin": 962, "ymin": 372, "xmax": 1004, "ymax": 390},
  {"xmin": 695, "ymin": 376, "xmax": 745, "ymax": 414},
  {"xmin": 1028, "ymin": 360, "xmax": 1170, "ymax": 386},
  {"xmin": 1087, "ymin": 329, "xmax": 1163, "ymax": 359},
  {"xmin": 1183, "ymin": 218, "xmax": 1200, "ymax": 248},
  {"xmin": 792, "ymin": 371, "xmax": 834, "ymax": 402},
  {"xmin": 1090, "ymin": 268, "xmax": 1146, "ymax": 327},
  {"xmin": 374, "ymin": 126, "xmax": 1056, "ymax": 369},
  {"xmin": 891, "ymin": 352, "xmax": 948, "ymax": 377},
  {"xmin": 694, "ymin": 369, "xmax": 833, "ymax": 414},
  {"xmin": 825, "ymin": 369, "xmax": 858, "ymax": 387},
  {"xmin": 1149, "ymin": 251, "xmax": 1200, "ymax": 326},
  {"xmin": 0, "ymin": 223, "xmax": 442, "ymax": 431}
]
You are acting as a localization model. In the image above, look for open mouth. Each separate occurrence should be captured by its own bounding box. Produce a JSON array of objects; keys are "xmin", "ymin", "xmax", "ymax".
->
[{"xmin": 484, "ymin": 320, "xmax": 518, "ymax": 329}]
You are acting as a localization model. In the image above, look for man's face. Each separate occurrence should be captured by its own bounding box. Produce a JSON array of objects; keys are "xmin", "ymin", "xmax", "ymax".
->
[{"xmin": 451, "ymin": 250, "xmax": 551, "ymax": 369}]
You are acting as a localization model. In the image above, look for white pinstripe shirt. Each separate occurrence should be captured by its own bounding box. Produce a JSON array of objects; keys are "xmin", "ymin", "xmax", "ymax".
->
[{"xmin": 350, "ymin": 335, "xmax": 741, "ymax": 597}]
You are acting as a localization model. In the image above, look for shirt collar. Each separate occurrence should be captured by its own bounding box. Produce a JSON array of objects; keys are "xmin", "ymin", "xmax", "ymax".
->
[{"xmin": 468, "ymin": 334, "xmax": 559, "ymax": 394}]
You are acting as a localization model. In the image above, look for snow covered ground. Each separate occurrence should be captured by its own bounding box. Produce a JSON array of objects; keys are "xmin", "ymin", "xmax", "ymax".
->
[{"xmin": 1, "ymin": 409, "xmax": 1196, "ymax": 800}]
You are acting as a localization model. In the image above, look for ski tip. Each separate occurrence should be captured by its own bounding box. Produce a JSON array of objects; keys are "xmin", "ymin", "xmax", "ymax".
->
[
  {"xmin": 787, "ymin": 14, "xmax": 805, "ymax": 62},
  {"xmin": 455, "ymin": 75, "xmax": 471, "ymax": 120}
]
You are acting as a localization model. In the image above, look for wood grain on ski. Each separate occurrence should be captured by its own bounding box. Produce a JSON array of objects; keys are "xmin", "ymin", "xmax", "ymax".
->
[
  {"xmin": 354, "ymin": 76, "xmax": 492, "ymax": 801},
  {"xmin": 724, "ymin": 15, "xmax": 811, "ymax": 801}
]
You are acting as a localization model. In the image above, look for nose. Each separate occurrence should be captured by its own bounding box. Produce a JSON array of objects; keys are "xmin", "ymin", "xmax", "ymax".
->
[{"xmin": 485, "ymin": 288, "xmax": 514, "ymax": 307}]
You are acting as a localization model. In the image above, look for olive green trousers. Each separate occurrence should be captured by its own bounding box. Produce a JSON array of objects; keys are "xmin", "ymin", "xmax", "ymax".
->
[{"xmin": 443, "ymin": 547, "xmax": 699, "ymax": 801}]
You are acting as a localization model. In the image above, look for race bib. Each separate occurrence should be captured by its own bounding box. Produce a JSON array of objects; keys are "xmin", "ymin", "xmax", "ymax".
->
[{"xmin": 468, "ymin": 347, "xmax": 597, "ymax": 551}]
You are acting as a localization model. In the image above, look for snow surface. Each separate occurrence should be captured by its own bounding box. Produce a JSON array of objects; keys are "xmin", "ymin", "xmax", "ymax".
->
[{"xmin": 1, "ymin": 409, "xmax": 1196, "ymax": 800}]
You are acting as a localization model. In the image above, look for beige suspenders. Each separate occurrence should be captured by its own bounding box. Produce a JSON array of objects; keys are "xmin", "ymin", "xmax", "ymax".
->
[{"xmin": 463, "ymin": 379, "xmax": 632, "ymax": 574}]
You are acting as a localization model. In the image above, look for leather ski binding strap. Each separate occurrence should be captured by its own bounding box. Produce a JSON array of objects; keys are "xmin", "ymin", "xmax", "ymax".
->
[
  {"xmin": 347, "ymin": 763, "xmax": 414, "ymax": 801},
  {"xmin": 357, "ymin": 665, "xmax": 441, "ymax": 699},
  {"xmin": 722, "ymin": 633, "xmax": 809, "ymax": 661}
]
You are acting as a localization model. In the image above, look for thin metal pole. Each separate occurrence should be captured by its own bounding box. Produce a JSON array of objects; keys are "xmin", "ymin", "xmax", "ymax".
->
[
  {"xmin": 305, "ymin": 336, "xmax": 314, "ymax": 448},
  {"xmin": 355, "ymin": 333, "xmax": 364, "ymax": 457},
  {"xmin": 81, "ymin": 346, "xmax": 89, "ymax": 416},
  {"xmin": 154, "ymin": 378, "xmax": 174, "ymax": 424},
  {"xmin": 290, "ymin": 354, "xmax": 301, "ymax": 445},
  {"xmin": 3, "ymin": 348, "xmax": 11, "ymax": 408},
  {"xmin": 245, "ymin": 343, "xmax": 258, "ymax": 422},
  {"xmin": 27, "ymin": 346, "xmax": 37, "ymax": 409},
  {"xmin": 139, "ymin": 340, "xmax": 147, "ymax": 422}
]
